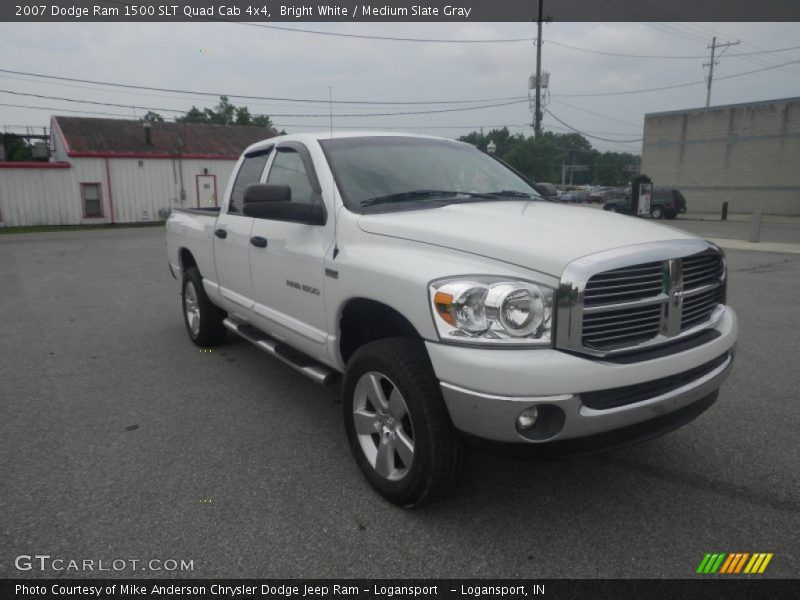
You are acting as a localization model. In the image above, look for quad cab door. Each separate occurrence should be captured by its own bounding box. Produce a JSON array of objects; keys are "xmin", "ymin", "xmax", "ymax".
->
[
  {"xmin": 248, "ymin": 142, "xmax": 332, "ymax": 362},
  {"xmin": 212, "ymin": 147, "xmax": 272, "ymax": 317}
]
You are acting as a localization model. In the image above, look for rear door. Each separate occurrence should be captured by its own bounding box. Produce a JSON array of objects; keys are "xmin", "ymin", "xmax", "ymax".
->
[
  {"xmin": 213, "ymin": 147, "xmax": 272, "ymax": 317},
  {"xmin": 248, "ymin": 142, "xmax": 332, "ymax": 361}
]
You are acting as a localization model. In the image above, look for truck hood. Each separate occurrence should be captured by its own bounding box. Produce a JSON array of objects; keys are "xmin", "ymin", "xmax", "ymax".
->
[{"xmin": 357, "ymin": 201, "xmax": 697, "ymax": 276}]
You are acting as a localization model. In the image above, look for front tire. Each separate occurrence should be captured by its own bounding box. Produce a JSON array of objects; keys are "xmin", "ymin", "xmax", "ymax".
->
[
  {"xmin": 181, "ymin": 266, "xmax": 227, "ymax": 347},
  {"xmin": 651, "ymin": 206, "xmax": 664, "ymax": 219},
  {"xmin": 605, "ymin": 204, "xmax": 617, "ymax": 212},
  {"xmin": 342, "ymin": 338, "xmax": 462, "ymax": 507}
]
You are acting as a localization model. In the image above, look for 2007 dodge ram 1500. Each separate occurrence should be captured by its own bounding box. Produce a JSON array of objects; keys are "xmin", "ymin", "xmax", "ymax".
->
[{"xmin": 166, "ymin": 133, "xmax": 737, "ymax": 506}]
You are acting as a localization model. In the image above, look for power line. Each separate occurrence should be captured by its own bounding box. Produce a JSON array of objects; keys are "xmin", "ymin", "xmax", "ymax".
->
[
  {"xmin": 0, "ymin": 68, "xmax": 527, "ymax": 106},
  {"xmin": 0, "ymin": 89, "xmax": 529, "ymax": 118},
  {"xmin": 0, "ymin": 102, "xmax": 131, "ymax": 118},
  {"xmin": 552, "ymin": 59, "xmax": 800, "ymax": 97},
  {"xmin": 548, "ymin": 98, "xmax": 641, "ymax": 128},
  {"xmin": 545, "ymin": 110, "xmax": 643, "ymax": 143},
  {"xmin": 546, "ymin": 39, "xmax": 800, "ymax": 60},
  {"xmin": 96, "ymin": 1, "xmax": 535, "ymax": 44}
]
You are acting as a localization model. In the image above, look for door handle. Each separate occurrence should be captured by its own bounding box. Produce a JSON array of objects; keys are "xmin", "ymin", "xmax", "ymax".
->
[
  {"xmin": 214, "ymin": 228, "xmax": 227, "ymax": 239},
  {"xmin": 250, "ymin": 236, "xmax": 268, "ymax": 248}
]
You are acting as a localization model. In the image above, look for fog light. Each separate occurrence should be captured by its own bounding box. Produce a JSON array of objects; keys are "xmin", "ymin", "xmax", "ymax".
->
[{"xmin": 516, "ymin": 407, "xmax": 539, "ymax": 430}]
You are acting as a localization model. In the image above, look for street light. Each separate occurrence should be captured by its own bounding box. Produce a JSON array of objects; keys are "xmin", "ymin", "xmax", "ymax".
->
[{"xmin": 487, "ymin": 140, "xmax": 496, "ymax": 154}]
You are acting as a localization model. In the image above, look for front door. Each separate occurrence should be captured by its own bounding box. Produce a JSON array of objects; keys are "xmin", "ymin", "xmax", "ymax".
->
[
  {"xmin": 196, "ymin": 174, "xmax": 217, "ymax": 207},
  {"xmin": 249, "ymin": 143, "xmax": 332, "ymax": 362}
]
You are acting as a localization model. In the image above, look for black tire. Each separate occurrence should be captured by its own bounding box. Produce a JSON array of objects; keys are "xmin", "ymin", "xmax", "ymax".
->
[
  {"xmin": 651, "ymin": 206, "xmax": 664, "ymax": 219},
  {"xmin": 181, "ymin": 266, "xmax": 227, "ymax": 347},
  {"xmin": 605, "ymin": 204, "xmax": 617, "ymax": 212},
  {"xmin": 342, "ymin": 337, "xmax": 462, "ymax": 507}
]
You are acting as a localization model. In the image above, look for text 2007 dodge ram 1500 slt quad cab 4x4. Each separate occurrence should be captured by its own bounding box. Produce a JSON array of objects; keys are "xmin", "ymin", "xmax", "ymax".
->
[{"xmin": 166, "ymin": 133, "xmax": 737, "ymax": 507}]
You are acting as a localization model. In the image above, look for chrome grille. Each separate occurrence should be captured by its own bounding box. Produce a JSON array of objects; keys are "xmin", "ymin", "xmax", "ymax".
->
[
  {"xmin": 582, "ymin": 304, "xmax": 662, "ymax": 348},
  {"xmin": 682, "ymin": 253, "xmax": 724, "ymax": 289},
  {"xmin": 583, "ymin": 262, "xmax": 663, "ymax": 306},
  {"xmin": 682, "ymin": 285, "xmax": 725, "ymax": 330},
  {"xmin": 556, "ymin": 240, "xmax": 727, "ymax": 357}
]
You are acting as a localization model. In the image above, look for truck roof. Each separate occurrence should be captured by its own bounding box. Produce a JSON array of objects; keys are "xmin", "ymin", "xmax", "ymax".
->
[{"xmin": 242, "ymin": 131, "xmax": 466, "ymax": 155}]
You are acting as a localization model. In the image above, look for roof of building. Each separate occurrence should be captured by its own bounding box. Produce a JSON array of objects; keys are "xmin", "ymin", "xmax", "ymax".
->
[
  {"xmin": 52, "ymin": 116, "xmax": 275, "ymax": 159},
  {"xmin": 645, "ymin": 96, "xmax": 800, "ymax": 119}
]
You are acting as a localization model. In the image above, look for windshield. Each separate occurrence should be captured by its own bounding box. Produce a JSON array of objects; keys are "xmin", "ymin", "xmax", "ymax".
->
[{"xmin": 319, "ymin": 136, "xmax": 540, "ymax": 212}]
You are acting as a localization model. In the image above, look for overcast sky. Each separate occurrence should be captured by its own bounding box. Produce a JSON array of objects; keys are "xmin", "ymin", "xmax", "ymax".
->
[{"xmin": 0, "ymin": 21, "xmax": 798, "ymax": 153}]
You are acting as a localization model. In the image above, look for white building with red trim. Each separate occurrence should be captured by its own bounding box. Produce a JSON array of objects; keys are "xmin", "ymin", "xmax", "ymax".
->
[{"xmin": 0, "ymin": 116, "xmax": 274, "ymax": 227}]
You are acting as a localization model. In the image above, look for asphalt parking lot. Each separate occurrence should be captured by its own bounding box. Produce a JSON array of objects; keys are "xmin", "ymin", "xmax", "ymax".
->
[{"xmin": 1, "ymin": 225, "xmax": 799, "ymax": 578}]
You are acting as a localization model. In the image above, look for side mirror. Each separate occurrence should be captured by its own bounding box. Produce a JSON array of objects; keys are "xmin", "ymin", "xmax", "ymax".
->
[
  {"xmin": 243, "ymin": 200, "xmax": 326, "ymax": 226},
  {"xmin": 244, "ymin": 183, "xmax": 291, "ymax": 204}
]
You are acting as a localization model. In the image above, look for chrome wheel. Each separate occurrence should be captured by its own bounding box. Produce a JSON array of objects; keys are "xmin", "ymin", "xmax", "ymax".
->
[
  {"xmin": 184, "ymin": 281, "xmax": 201, "ymax": 336},
  {"xmin": 352, "ymin": 371, "xmax": 414, "ymax": 481}
]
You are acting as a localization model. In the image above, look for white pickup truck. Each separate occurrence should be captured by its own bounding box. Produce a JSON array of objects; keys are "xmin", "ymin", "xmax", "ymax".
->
[{"xmin": 166, "ymin": 132, "xmax": 737, "ymax": 506}]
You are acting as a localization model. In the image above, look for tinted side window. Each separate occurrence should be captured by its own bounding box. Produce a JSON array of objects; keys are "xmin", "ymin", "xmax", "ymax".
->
[
  {"xmin": 653, "ymin": 188, "xmax": 670, "ymax": 202},
  {"xmin": 228, "ymin": 152, "xmax": 270, "ymax": 214},
  {"xmin": 267, "ymin": 149, "xmax": 314, "ymax": 204}
]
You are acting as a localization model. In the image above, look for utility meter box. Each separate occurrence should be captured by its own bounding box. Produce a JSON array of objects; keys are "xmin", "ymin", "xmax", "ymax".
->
[{"xmin": 637, "ymin": 183, "xmax": 652, "ymax": 216}]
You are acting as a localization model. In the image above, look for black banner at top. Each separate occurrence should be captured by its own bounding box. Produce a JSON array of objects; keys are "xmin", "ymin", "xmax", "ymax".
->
[{"xmin": 3, "ymin": 0, "xmax": 800, "ymax": 22}]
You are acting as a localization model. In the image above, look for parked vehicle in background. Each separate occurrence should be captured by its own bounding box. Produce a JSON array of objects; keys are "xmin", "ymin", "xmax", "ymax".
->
[
  {"xmin": 603, "ymin": 186, "xmax": 684, "ymax": 219},
  {"xmin": 558, "ymin": 190, "xmax": 587, "ymax": 203},
  {"xmin": 585, "ymin": 187, "xmax": 613, "ymax": 204},
  {"xmin": 533, "ymin": 182, "xmax": 559, "ymax": 202},
  {"xmin": 166, "ymin": 133, "xmax": 735, "ymax": 507}
]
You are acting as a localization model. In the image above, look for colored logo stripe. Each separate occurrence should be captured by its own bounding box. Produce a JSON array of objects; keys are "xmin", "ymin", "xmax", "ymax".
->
[{"xmin": 697, "ymin": 552, "xmax": 773, "ymax": 574}]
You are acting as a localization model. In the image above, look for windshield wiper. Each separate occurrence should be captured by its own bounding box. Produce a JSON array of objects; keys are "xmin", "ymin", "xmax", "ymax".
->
[
  {"xmin": 484, "ymin": 190, "xmax": 541, "ymax": 199},
  {"xmin": 361, "ymin": 189, "xmax": 490, "ymax": 207}
]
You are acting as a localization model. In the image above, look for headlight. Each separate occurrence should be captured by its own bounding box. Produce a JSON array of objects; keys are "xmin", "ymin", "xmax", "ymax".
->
[{"xmin": 430, "ymin": 277, "xmax": 554, "ymax": 346}]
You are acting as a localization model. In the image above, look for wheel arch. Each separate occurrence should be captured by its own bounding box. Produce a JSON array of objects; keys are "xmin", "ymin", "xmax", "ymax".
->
[
  {"xmin": 178, "ymin": 247, "xmax": 198, "ymax": 274},
  {"xmin": 338, "ymin": 297, "xmax": 425, "ymax": 366}
]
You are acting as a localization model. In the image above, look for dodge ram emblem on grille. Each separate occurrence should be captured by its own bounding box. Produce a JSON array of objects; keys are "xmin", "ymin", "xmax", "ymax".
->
[{"xmin": 665, "ymin": 259, "xmax": 684, "ymax": 336}]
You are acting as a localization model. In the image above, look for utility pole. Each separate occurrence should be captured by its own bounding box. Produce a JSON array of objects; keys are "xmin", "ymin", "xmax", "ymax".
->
[
  {"xmin": 705, "ymin": 36, "xmax": 739, "ymax": 107},
  {"xmin": 534, "ymin": 0, "xmax": 543, "ymax": 137}
]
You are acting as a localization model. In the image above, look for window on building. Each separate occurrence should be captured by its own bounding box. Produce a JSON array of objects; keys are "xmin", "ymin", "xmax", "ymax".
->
[
  {"xmin": 266, "ymin": 148, "xmax": 314, "ymax": 204},
  {"xmin": 81, "ymin": 183, "xmax": 103, "ymax": 218},
  {"xmin": 228, "ymin": 151, "xmax": 270, "ymax": 214}
]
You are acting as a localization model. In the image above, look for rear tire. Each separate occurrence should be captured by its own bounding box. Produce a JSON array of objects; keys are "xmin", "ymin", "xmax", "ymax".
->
[
  {"xmin": 651, "ymin": 206, "xmax": 664, "ymax": 219},
  {"xmin": 342, "ymin": 338, "xmax": 462, "ymax": 507},
  {"xmin": 181, "ymin": 266, "xmax": 227, "ymax": 347},
  {"xmin": 605, "ymin": 204, "xmax": 617, "ymax": 212}
]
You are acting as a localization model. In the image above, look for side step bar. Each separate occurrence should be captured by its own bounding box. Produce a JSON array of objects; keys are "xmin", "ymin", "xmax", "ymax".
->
[{"xmin": 223, "ymin": 318, "xmax": 338, "ymax": 385}]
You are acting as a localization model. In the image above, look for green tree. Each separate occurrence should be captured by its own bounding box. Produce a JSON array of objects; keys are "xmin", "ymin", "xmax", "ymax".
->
[
  {"xmin": 143, "ymin": 111, "xmax": 164, "ymax": 122},
  {"xmin": 503, "ymin": 135, "xmax": 562, "ymax": 183},
  {"xmin": 1, "ymin": 134, "xmax": 34, "ymax": 161},
  {"xmin": 179, "ymin": 96, "xmax": 276, "ymax": 130}
]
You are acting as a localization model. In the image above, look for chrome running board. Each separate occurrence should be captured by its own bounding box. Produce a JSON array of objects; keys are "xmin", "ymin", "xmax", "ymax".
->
[{"xmin": 223, "ymin": 318, "xmax": 338, "ymax": 385}]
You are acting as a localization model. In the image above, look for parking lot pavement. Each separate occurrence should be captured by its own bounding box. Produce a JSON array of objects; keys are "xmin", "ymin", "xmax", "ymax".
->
[
  {"xmin": 1, "ymin": 227, "xmax": 799, "ymax": 578},
  {"xmin": 576, "ymin": 202, "xmax": 800, "ymax": 245}
]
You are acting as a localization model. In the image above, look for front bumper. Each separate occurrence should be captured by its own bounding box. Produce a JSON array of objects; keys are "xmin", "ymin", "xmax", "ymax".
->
[{"xmin": 428, "ymin": 306, "xmax": 737, "ymax": 444}]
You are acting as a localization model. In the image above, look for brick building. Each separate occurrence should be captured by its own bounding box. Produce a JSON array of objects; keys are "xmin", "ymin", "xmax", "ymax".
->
[{"xmin": 641, "ymin": 97, "xmax": 800, "ymax": 215}]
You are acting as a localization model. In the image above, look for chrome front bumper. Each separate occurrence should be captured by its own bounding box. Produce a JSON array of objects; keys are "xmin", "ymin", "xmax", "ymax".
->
[
  {"xmin": 431, "ymin": 305, "xmax": 737, "ymax": 444},
  {"xmin": 439, "ymin": 351, "xmax": 733, "ymax": 443}
]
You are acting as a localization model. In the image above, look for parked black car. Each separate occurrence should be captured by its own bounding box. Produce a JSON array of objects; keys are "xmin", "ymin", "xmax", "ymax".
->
[{"xmin": 603, "ymin": 186, "xmax": 685, "ymax": 219}]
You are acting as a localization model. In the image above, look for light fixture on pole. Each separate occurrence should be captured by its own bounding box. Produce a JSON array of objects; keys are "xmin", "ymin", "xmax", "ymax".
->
[{"xmin": 487, "ymin": 140, "xmax": 497, "ymax": 154}]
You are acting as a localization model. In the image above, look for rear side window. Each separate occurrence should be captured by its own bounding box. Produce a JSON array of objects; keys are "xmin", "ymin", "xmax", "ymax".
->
[
  {"xmin": 653, "ymin": 188, "xmax": 671, "ymax": 202},
  {"xmin": 228, "ymin": 151, "xmax": 270, "ymax": 214}
]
